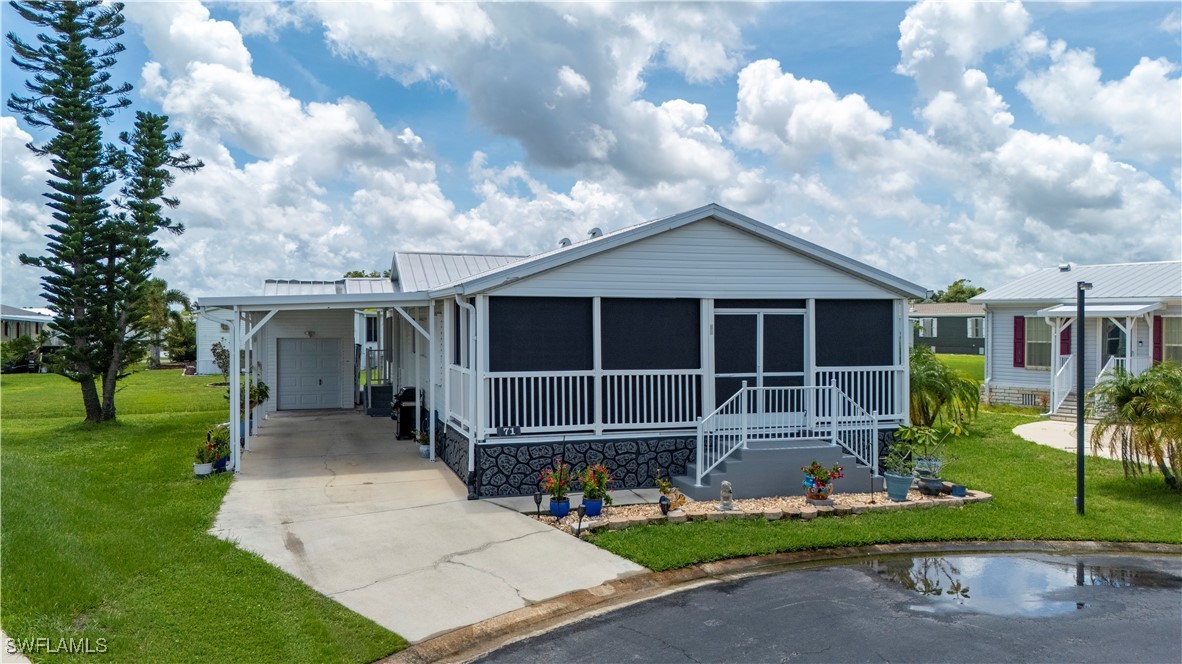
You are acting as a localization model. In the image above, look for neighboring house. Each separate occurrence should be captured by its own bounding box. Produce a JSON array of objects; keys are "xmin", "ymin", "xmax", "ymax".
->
[
  {"xmin": 971, "ymin": 261, "xmax": 1182, "ymax": 414},
  {"xmin": 0, "ymin": 305, "xmax": 64, "ymax": 349},
  {"xmin": 2, "ymin": 304, "xmax": 50, "ymax": 343},
  {"xmin": 909, "ymin": 302, "xmax": 986, "ymax": 355},
  {"xmin": 198, "ymin": 204, "xmax": 926, "ymax": 498},
  {"xmin": 195, "ymin": 306, "xmax": 233, "ymax": 375}
]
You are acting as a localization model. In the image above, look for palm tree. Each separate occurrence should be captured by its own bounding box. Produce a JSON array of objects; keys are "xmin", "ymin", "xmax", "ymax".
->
[
  {"xmin": 908, "ymin": 345, "xmax": 980, "ymax": 427},
  {"xmin": 137, "ymin": 278, "xmax": 191, "ymax": 368},
  {"xmin": 1089, "ymin": 362, "xmax": 1182, "ymax": 490}
]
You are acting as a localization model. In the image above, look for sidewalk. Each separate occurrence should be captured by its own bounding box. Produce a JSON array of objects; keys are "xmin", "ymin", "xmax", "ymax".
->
[{"xmin": 1012, "ymin": 420, "xmax": 1121, "ymax": 461}]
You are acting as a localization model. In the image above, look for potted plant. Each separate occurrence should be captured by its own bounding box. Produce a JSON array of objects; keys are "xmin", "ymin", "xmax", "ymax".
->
[
  {"xmin": 209, "ymin": 424, "xmax": 232, "ymax": 472},
  {"xmin": 539, "ymin": 457, "xmax": 573, "ymax": 518},
  {"xmin": 414, "ymin": 429, "xmax": 431, "ymax": 458},
  {"xmin": 895, "ymin": 423, "xmax": 962, "ymax": 496},
  {"xmin": 195, "ymin": 440, "xmax": 217, "ymax": 477},
  {"xmin": 654, "ymin": 468, "xmax": 686, "ymax": 514},
  {"xmin": 577, "ymin": 464, "xmax": 613, "ymax": 517},
  {"xmin": 801, "ymin": 459, "xmax": 843, "ymax": 500},
  {"xmin": 225, "ymin": 379, "xmax": 270, "ymax": 437},
  {"xmin": 882, "ymin": 441, "xmax": 914, "ymax": 502}
]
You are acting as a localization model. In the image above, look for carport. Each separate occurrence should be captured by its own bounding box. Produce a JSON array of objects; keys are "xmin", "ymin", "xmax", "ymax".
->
[
  {"xmin": 211, "ymin": 410, "xmax": 644, "ymax": 642},
  {"xmin": 197, "ymin": 291, "xmax": 434, "ymax": 472}
]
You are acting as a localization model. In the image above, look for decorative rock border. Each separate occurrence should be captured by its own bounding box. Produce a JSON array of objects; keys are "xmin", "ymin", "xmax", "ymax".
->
[{"xmin": 558, "ymin": 490, "xmax": 994, "ymax": 536}]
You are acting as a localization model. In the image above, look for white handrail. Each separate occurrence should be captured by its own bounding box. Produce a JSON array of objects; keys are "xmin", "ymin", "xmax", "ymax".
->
[
  {"xmin": 814, "ymin": 365, "xmax": 905, "ymax": 422},
  {"xmin": 833, "ymin": 390, "xmax": 878, "ymax": 472},
  {"xmin": 1051, "ymin": 354, "xmax": 1075, "ymax": 414}
]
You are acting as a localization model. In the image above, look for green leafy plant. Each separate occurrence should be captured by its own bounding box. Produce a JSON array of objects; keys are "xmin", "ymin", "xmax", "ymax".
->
[
  {"xmin": 207, "ymin": 424, "xmax": 230, "ymax": 460},
  {"xmin": 195, "ymin": 441, "xmax": 218, "ymax": 464},
  {"xmin": 653, "ymin": 468, "xmax": 686, "ymax": 510},
  {"xmin": 413, "ymin": 430, "xmax": 430, "ymax": 445},
  {"xmin": 1088, "ymin": 361, "xmax": 1182, "ymax": 491},
  {"xmin": 539, "ymin": 457, "xmax": 573, "ymax": 501},
  {"xmin": 910, "ymin": 345, "xmax": 979, "ymax": 427},
  {"xmin": 578, "ymin": 464, "xmax": 613, "ymax": 505},
  {"xmin": 895, "ymin": 422, "xmax": 964, "ymax": 477},
  {"xmin": 882, "ymin": 441, "xmax": 915, "ymax": 476}
]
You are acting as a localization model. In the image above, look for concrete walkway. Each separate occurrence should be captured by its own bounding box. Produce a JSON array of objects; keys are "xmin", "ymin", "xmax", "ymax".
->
[
  {"xmin": 211, "ymin": 411, "xmax": 644, "ymax": 643},
  {"xmin": 1013, "ymin": 420, "xmax": 1121, "ymax": 461}
]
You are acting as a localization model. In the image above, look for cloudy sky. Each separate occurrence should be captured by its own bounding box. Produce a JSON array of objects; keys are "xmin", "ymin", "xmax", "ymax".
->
[{"xmin": 2, "ymin": 1, "xmax": 1180, "ymax": 307}]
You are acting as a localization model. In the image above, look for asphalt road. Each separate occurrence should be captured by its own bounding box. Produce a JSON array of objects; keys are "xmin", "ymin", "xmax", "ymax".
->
[{"xmin": 478, "ymin": 553, "xmax": 1182, "ymax": 663}]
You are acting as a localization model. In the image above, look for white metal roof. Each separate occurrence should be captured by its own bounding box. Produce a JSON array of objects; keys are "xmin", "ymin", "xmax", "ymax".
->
[
  {"xmin": 907, "ymin": 302, "xmax": 985, "ymax": 316},
  {"xmin": 973, "ymin": 261, "xmax": 1182, "ymax": 303},
  {"xmin": 0, "ymin": 304, "xmax": 51, "ymax": 323},
  {"xmin": 393, "ymin": 252, "xmax": 525, "ymax": 293},
  {"xmin": 261, "ymin": 278, "xmax": 397, "ymax": 296},
  {"xmin": 1035, "ymin": 303, "xmax": 1162, "ymax": 318},
  {"xmin": 427, "ymin": 203, "xmax": 927, "ymax": 298}
]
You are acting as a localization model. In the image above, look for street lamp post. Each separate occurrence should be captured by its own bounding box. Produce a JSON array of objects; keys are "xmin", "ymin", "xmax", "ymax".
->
[{"xmin": 1076, "ymin": 280, "xmax": 1092, "ymax": 516}]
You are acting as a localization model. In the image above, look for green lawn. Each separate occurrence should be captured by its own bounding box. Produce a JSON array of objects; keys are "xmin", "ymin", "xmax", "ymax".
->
[
  {"xmin": 590, "ymin": 409, "xmax": 1182, "ymax": 571},
  {"xmin": 1, "ymin": 370, "xmax": 406, "ymax": 662},
  {"xmin": 935, "ymin": 353, "xmax": 984, "ymax": 382}
]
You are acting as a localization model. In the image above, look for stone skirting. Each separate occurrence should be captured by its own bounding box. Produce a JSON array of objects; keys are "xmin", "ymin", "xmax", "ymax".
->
[
  {"xmin": 436, "ymin": 424, "xmax": 470, "ymax": 484},
  {"xmin": 473, "ymin": 435, "xmax": 696, "ymax": 497},
  {"xmin": 981, "ymin": 384, "xmax": 1048, "ymax": 410}
]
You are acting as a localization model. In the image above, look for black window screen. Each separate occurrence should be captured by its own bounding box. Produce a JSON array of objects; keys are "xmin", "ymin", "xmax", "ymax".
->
[
  {"xmin": 488, "ymin": 297, "xmax": 593, "ymax": 372},
  {"xmin": 763, "ymin": 314, "xmax": 804, "ymax": 372},
  {"xmin": 716, "ymin": 299, "xmax": 805, "ymax": 309},
  {"xmin": 601, "ymin": 298, "xmax": 700, "ymax": 370},
  {"xmin": 714, "ymin": 314, "xmax": 757, "ymax": 374},
  {"xmin": 815, "ymin": 300, "xmax": 894, "ymax": 366}
]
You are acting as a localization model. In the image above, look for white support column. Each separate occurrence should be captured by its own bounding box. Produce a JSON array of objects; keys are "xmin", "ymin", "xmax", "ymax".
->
[
  {"xmin": 443, "ymin": 300, "xmax": 451, "ymax": 430},
  {"xmin": 984, "ymin": 308, "xmax": 992, "ymax": 384},
  {"xmin": 475, "ymin": 295, "xmax": 488, "ymax": 440},
  {"xmin": 592, "ymin": 296, "xmax": 603, "ymax": 435},
  {"xmin": 428, "ymin": 300, "xmax": 436, "ymax": 461},
  {"xmin": 805, "ymin": 298, "xmax": 816, "ymax": 428},
  {"xmin": 1125, "ymin": 316, "xmax": 1134, "ymax": 371},
  {"xmin": 898, "ymin": 299, "xmax": 911, "ymax": 425},
  {"xmin": 230, "ymin": 306, "xmax": 241, "ymax": 472},
  {"xmin": 701, "ymin": 298, "xmax": 715, "ymax": 416},
  {"xmin": 245, "ymin": 326, "xmax": 252, "ymax": 452}
]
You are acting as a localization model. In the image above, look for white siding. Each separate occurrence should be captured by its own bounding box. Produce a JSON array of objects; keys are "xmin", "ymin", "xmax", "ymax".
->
[
  {"xmin": 493, "ymin": 218, "xmax": 897, "ymax": 299},
  {"xmin": 986, "ymin": 305, "xmax": 1164, "ymax": 391},
  {"xmin": 196, "ymin": 308, "xmax": 232, "ymax": 375},
  {"xmin": 258, "ymin": 310, "xmax": 355, "ymax": 413}
]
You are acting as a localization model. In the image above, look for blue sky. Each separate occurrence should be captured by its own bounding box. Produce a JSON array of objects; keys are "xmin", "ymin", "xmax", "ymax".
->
[{"xmin": 3, "ymin": 1, "xmax": 1179, "ymax": 307}]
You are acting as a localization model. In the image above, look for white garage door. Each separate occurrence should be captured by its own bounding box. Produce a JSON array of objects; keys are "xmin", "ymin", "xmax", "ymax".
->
[{"xmin": 277, "ymin": 338, "xmax": 341, "ymax": 410}]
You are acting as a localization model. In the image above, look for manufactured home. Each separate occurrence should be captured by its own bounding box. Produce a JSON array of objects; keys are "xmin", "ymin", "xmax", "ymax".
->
[
  {"xmin": 199, "ymin": 204, "xmax": 926, "ymax": 498},
  {"xmin": 972, "ymin": 261, "xmax": 1182, "ymax": 415}
]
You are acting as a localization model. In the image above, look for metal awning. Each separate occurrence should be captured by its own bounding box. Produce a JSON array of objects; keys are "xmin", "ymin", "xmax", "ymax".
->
[
  {"xmin": 1034, "ymin": 302, "xmax": 1162, "ymax": 318},
  {"xmin": 197, "ymin": 291, "xmax": 430, "ymax": 313}
]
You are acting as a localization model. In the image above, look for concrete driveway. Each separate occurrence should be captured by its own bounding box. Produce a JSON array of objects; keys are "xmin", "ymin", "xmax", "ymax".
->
[{"xmin": 211, "ymin": 411, "xmax": 644, "ymax": 643}]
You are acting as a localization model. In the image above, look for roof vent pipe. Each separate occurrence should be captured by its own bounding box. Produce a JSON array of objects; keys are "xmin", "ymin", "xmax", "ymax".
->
[
  {"xmin": 588, "ymin": 227, "xmax": 602, "ymax": 239},
  {"xmin": 1058, "ymin": 263, "xmax": 1071, "ymax": 272},
  {"xmin": 558, "ymin": 237, "xmax": 572, "ymax": 247}
]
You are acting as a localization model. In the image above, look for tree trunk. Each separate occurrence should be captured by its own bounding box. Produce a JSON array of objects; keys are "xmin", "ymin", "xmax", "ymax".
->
[
  {"xmin": 99, "ymin": 310, "xmax": 130, "ymax": 422},
  {"xmin": 149, "ymin": 342, "xmax": 161, "ymax": 369},
  {"xmin": 80, "ymin": 376, "xmax": 102, "ymax": 422}
]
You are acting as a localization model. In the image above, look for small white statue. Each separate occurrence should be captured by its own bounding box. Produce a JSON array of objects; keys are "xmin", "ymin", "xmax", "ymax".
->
[{"xmin": 717, "ymin": 480, "xmax": 736, "ymax": 511}]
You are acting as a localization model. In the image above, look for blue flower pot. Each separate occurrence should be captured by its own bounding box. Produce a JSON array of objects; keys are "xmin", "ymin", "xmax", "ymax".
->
[
  {"xmin": 549, "ymin": 499, "xmax": 570, "ymax": 518},
  {"xmin": 213, "ymin": 455, "xmax": 230, "ymax": 472},
  {"xmin": 884, "ymin": 472, "xmax": 912, "ymax": 502},
  {"xmin": 582, "ymin": 498, "xmax": 603, "ymax": 517}
]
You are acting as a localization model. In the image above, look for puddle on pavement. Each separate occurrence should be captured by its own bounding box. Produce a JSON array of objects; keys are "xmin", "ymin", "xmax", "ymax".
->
[{"xmin": 863, "ymin": 555, "xmax": 1182, "ymax": 618}]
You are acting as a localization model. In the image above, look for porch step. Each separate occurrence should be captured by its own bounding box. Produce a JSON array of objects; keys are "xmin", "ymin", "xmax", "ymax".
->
[
  {"xmin": 365, "ymin": 384, "xmax": 394, "ymax": 417},
  {"xmin": 671, "ymin": 444, "xmax": 882, "ymax": 502},
  {"xmin": 1049, "ymin": 392, "xmax": 1102, "ymax": 423}
]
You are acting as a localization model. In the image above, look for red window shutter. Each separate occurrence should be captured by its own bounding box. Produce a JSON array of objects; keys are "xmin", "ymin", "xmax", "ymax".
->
[
  {"xmin": 1153, "ymin": 315, "xmax": 1163, "ymax": 364},
  {"xmin": 1013, "ymin": 316, "xmax": 1025, "ymax": 368},
  {"xmin": 1059, "ymin": 324, "xmax": 1071, "ymax": 355}
]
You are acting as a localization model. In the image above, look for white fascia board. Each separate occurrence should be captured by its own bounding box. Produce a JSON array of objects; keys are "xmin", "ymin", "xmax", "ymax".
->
[
  {"xmin": 430, "ymin": 202, "xmax": 927, "ymax": 299},
  {"xmin": 1034, "ymin": 302, "xmax": 1162, "ymax": 318},
  {"xmin": 197, "ymin": 291, "xmax": 429, "ymax": 312}
]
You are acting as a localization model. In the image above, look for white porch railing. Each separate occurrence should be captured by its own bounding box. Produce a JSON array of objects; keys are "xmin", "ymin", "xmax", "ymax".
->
[
  {"xmin": 483, "ymin": 369, "xmax": 703, "ymax": 435},
  {"xmin": 601, "ymin": 370, "xmax": 701, "ymax": 430},
  {"xmin": 1052, "ymin": 354, "xmax": 1075, "ymax": 413},
  {"xmin": 695, "ymin": 383, "xmax": 879, "ymax": 485},
  {"xmin": 814, "ymin": 365, "xmax": 905, "ymax": 421},
  {"xmin": 1099, "ymin": 356, "xmax": 1153, "ymax": 383},
  {"xmin": 447, "ymin": 365, "xmax": 472, "ymax": 430}
]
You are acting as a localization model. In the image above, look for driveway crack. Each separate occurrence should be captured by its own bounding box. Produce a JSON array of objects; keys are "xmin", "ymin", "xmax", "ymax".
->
[{"xmin": 327, "ymin": 530, "xmax": 548, "ymax": 597}]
